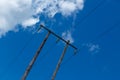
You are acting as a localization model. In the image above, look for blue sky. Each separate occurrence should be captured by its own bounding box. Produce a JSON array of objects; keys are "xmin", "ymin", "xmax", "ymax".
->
[{"xmin": 0, "ymin": 0, "xmax": 120, "ymax": 80}]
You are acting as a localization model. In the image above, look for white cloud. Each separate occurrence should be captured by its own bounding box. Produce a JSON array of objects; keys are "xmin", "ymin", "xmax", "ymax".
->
[
  {"xmin": 83, "ymin": 43, "xmax": 100, "ymax": 54},
  {"xmin": 0, "ymin": 0, "xmax": 84, "ymax": 37},
  {"xmin": 62, "ymin": 31, "xmax": 74, "ymax": 43},
  {"xmin": 22, "ymin": 17, "xmax": 39, "ymax": 28},
  {"xmin": 59, "ymin": 1, "xmax": 76, "ymax": 16},
  {"xmin": 0, "ymin": 0, "xmax": 35, "ymax": 37},
  {"xmin": 35, "ymin": 0, "xmax": 84, "ymax": 17}
]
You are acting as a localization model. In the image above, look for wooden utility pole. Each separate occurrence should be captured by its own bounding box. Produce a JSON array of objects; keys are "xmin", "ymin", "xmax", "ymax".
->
[
  {"xmin": 21, "ymin": 24, "xmax": 77, "ymax": 80},
  {"xmin": 22, "ymin": 31, "xmax": 50, "ymax": 80},
  {"xmin": 51, "ymin": 40, "xmax": 70, "ymax": 80}
]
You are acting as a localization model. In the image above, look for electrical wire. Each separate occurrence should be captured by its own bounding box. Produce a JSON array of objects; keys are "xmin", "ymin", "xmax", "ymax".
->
[
  {"xmin": 60, "ymin": 0, "xmax": 119, "ymax": 66},
  {"xmin": 91, "ymin": 21, "xmax": 120, "ymax": 43},
  {"xmin": 0, "ymin": 28, "xmax": 40, "ymax": 80},
  {"xmin": 60, "ymin": 0, "xmax": 107, "ymax": 67},
  {"xmin": 0, "ymin": 0, "xmax": 114, "ymax": 79},
  {"xmin": 61, "ymin": 20, "xmax": 120, "ymax": 67},
  {"xmin": 75, "ymin": 0, "xmax": 106, "ymax": 28}
]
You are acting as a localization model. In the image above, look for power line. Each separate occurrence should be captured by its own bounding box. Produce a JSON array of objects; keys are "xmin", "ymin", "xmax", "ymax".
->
[
  {"xmin": 91, "ymin": 21, "xmax": 120, "ymax": 43},
  {"xmin": 59, "ymin": 0, "xmax": 107, "ymax": 65},
  {"xmin": 60, "ymin": 0, "xmax": 107, "ymax": 67},
  {"xmin": 2, "ymin": 0, "xmax": 111, "ymax": 78},
  {"xmin": 44, "ymin": 1, "xmax": 107, "ymax": 75},
  {"xmin": 61, "ymin": 20, "xmax": 120, "ymax": 67},
  {"xmin": 75, "ymin": 0, "xmax": 106, "ymax": 28},
  {"xmin": 0, "ymin": 28, "xmax": 40, "ymax": 80}
]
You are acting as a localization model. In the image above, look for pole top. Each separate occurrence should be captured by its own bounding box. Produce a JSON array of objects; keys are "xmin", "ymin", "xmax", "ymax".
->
[{"xmin": 40, "ymin": 24, "xmax": 77, "ymax": 50}]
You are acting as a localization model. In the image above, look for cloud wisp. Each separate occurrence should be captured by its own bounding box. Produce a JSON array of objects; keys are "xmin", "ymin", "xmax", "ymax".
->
[
  {"xmin": 0, "ymin": 0, "xmax": 84, "ymax": 37},
  {"xmin": 62, "ymin": 30, "xmax": 74, "ymax": 43},
  {"xmin": 83, "ymin": 43, "xmax": 100, "ymax": 54}
]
